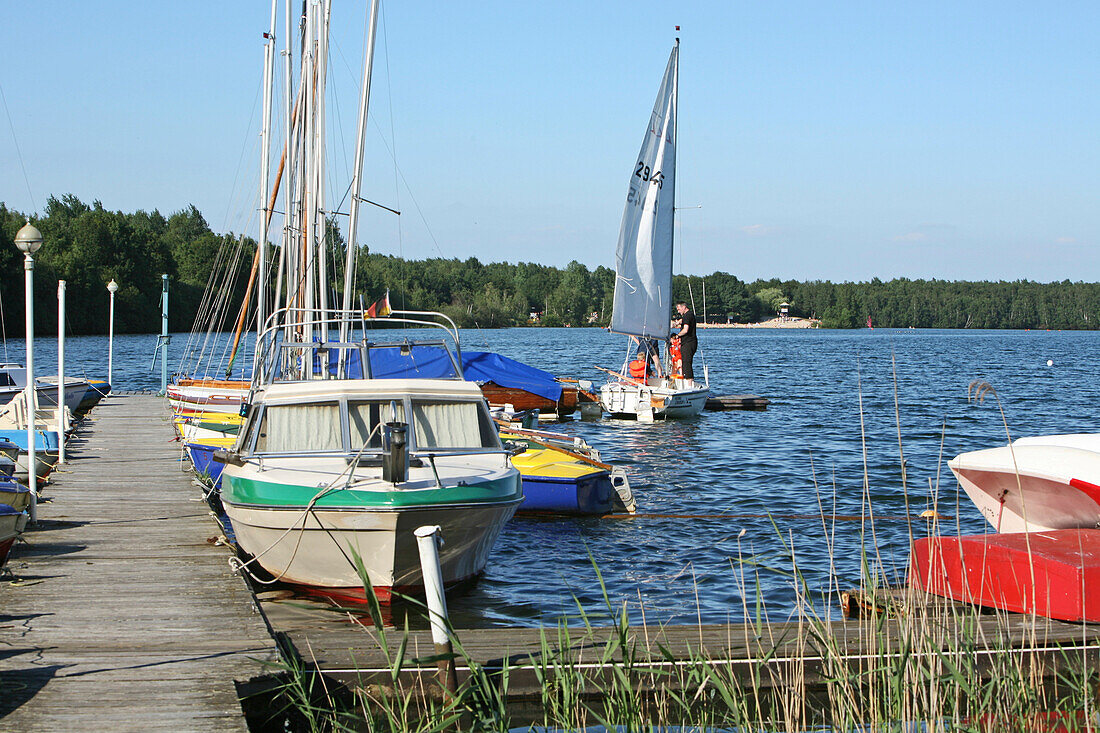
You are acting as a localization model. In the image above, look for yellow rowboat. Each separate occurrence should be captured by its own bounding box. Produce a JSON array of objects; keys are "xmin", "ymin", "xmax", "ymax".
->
[
  {"xmin": 500, "ymin": 427, "xmax": 635, "ymax": 515},
  {"xmin": 173, "ymin": 413, "xmax": 244, "ymax": 443}
]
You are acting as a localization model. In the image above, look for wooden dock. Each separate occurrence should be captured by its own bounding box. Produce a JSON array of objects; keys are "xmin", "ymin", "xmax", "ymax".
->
[
  {"xmin": 705, "ymin": 394, "xmax": 770, "ymax": 410},
  {"xmin": 0, "ymin": 394, "xmax": 278, "ymax": 731},
  {"xmin": 260, "ymin": 587, "xmax": 1100, "ymax": 706}
]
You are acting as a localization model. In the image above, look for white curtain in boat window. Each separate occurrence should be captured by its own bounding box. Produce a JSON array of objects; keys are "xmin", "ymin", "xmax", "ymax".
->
[
  {"xmin": 610, "ymin": 43, "xmax": 677, "ymax": 341},
  {"xmin": 257, "ymin": 403, "xmax": 341, "ymax": 452},
  {"xmin": 349, "ymin": 400, "xmax": 405, "ymax": 449},
  {"xmin": 411, "ymin": 401, "xmax": 482, "ymax": 449}
]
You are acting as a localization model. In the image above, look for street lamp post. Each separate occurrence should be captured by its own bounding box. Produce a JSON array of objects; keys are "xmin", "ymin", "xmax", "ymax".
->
[
  {"xmin": 15, "ymin": 221, "xmax": 42, "ymax": 523},
  {"xmin": 107, "ymin": 279, "xmax": 118, "ymax": 387}
]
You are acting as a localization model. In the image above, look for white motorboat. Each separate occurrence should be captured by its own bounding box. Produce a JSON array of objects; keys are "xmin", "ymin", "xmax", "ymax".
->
[
  {"xmin": 218, "ymin": 311, "xmax": 523, "ymax": 602},
  {"xmin": 949, "ymin": 433, "xmax": 1100, "ymax": 533},
  {"xmin": 0, "ymin": 364, "xmax": 88, "ymax": 413}
]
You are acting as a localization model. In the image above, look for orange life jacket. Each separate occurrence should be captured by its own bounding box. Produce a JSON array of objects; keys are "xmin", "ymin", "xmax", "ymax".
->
[
  {"xmin": 669, "ymin": 338, "xmax": 682, "ymax": 375},
  {"xmin": 629, "ymin": 358, "xmax": 648, "ymax": 380}
]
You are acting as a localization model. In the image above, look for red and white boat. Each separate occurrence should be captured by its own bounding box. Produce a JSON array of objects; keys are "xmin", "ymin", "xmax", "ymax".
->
[
  {"xmin": 167, "ymin": 378, "xmax": 248, "ymax": 419},
  {"xmin": 914, "ymin": 433, "xmax": 1100, "ymax": 622},
  {"xmin": 948, "ymin": 433, "xmax": 1100, "ymax": 533}
]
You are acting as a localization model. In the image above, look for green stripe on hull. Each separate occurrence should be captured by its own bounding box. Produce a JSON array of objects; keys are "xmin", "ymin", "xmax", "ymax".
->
[{"xmin": 222, "ymin": 474, "xmax": 521, "ymax": 509}]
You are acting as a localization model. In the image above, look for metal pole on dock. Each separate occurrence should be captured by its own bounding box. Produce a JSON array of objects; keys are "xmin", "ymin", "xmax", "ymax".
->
[
  {"xmin": 15, "ymin": 222, "xmax": 42, "ymax": 523},
  {"xmin": 57, "ymin": 280, "xmax": 66, "ymax": 464},
  {"xmin": 107, "ymin": 279, "xmax": 118, "ymax": 387},
  {"xmin": 159, "ymin": 274, "xmax": 169, "ymax": 395},
  {"xmin": 414, "ymin": 525, "xmax": 457, "ymax": 697}
]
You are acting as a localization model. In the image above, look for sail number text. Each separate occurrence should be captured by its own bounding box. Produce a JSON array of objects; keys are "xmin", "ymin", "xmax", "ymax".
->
[{"xmin": 634, "ymin": 161, "xmax": 664, "ymax": 189}]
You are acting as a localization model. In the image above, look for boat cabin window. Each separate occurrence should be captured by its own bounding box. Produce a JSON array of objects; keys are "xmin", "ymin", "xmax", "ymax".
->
[
  {"xmin": 410, "ymin": 400, "xmax": 497, "ymax": 450},
  {"xmin": 348, "ymin": 400, "xmax": 406, "ymax": 449},
  {"xmin": 255, "ymin": 402, "xmax": 342, "ymax": 453},
  {"xmin": 0, "ymin": 373, "xmax": 14, "ymax": 387}
]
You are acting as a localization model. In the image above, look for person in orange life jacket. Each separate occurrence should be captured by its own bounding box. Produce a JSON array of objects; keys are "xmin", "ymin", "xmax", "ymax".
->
[
  {"xmin": 640, "ymin": 336, "xmax": 663, "ymax": 377},
  {"xmin": 628, "ymin": 348, "xmax": 649, "ymax": 380},
  {"xmin": 671, "ymin": 301, "xmax": 697, "ymax": 381}
]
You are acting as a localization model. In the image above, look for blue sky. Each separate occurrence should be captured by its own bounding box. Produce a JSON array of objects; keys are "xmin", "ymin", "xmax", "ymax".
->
[{"xmin": 3, "ymin": 1, "xmax": 1098, "ymax": 282}]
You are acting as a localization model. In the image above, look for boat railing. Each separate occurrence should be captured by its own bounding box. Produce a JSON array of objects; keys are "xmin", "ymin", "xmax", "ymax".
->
[{"xmin": 253, "ymin": 307, "xmax": 464, "ymax": 386}]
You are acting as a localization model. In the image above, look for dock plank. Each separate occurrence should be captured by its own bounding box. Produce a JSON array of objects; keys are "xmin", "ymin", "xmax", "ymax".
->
[{"xmin": 0, "ymin": 395, "xmax": 278, "ymax": 732}]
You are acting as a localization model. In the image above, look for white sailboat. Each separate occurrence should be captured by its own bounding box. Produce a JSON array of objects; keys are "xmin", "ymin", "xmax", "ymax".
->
[{"xmin": 599, "ymin": 40, "xmax": 709, "ymax": 421}]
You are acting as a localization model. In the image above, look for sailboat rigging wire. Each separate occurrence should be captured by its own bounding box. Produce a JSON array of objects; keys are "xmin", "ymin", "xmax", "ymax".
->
[
  {"xmin": 221, "ymin": 78, "xmax": 264, "ymax": 233},
  {"xmin": 0, "ymin": 82, "xmax": 37, "ymax": 212},
  {"xmin": 183, "ymin": 232, "xmax": 239, "ymax": 372},
  {"xmin": 327, "ymin": 39, "xmax": 353, "ymax": 190},
  {"xmin": 183, "ymin": 226, "xmax": 256, "ymax": 380},
  {"xmin": 0, "ymin": 285, "xmax": 7, "ymax": 362},
  {"xmin": 378, "ymin": 5, "xmax": 407, "ymax": 314}
]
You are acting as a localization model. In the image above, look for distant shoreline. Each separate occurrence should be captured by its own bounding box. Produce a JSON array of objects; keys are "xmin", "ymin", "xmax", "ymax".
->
[{"xmin": 699, "ymin": 317, "xmax": 821, "ymax": 329}]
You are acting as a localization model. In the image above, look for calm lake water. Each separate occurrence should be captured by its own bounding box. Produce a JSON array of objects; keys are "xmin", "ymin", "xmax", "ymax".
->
[{"xmin": 14, "ymin": 326, "xmax": 1100, "ymax": 627}]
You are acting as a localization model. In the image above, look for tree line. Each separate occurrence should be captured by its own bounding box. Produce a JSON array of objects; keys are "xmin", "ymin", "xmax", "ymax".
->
[{"xmin": 2, "ymin": 195, "xmax": 1099, "ymax": 334}]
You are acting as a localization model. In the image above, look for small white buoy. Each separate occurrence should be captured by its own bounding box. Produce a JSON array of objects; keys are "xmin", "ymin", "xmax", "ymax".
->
[{"xmin": 1047, "ymin": 359, "xmax": 1054, "ymax": 367}]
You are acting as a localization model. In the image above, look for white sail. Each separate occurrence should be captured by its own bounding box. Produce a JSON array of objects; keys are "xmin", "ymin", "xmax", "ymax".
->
[{"xmin": 610, "ymin": 43, "xmax": 678, "ymax": 340}]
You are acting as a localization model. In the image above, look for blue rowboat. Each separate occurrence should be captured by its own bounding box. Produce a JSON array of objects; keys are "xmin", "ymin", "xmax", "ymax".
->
[
  {"xmin": 0, "ymin": 430, "xmax": 61, "ymax": 452},
  {"xmin": 516, "ymin": 456, "xmax": 616, "ymax": 514},
  {"xmin": 185, "ymin": 442, "xmax": 226, "ymax": 487}
]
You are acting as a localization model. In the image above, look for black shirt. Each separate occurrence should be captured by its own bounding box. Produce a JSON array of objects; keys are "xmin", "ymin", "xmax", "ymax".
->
[{"xmin": 679, "ymin": 311, "xmax": 697, "ymax": 345}]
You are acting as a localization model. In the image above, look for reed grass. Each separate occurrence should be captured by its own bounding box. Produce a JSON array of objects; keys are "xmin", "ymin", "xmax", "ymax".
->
[
  {"xmin": 247, "ymin": 374, "xmax": 1099, "ymax": 731},
  {"xmin": 252, "ymin": 528, "xmax": 1099, "ymax": 732}
]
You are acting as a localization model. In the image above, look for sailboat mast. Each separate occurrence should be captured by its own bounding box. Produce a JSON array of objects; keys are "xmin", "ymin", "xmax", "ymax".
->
[
  {"xmin": 341, "ymin": 0, "xmax": 382, "ymax": 337},
  {"xmin": 257, "ymin": 0, "xmax": 278, "ymax": 348},
  {"xmin": 301, "ymin": 1, "xmax": 321, "ymax": 342},
  {"xmin": 274, "ymin": 0, "xmax": 295, "ymax": 326},
  {"xmin": 315, "ymin": 0, "xmax": 332, "ymax": 341},
  {"xmin": 669, "ymin": 37, "xmax": 679, "ymax": 321}
]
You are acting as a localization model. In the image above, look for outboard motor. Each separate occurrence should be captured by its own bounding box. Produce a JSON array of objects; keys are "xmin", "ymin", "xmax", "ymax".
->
[{"xmin": 381, "ymin": 421, "xmax": 408, "ymax": 484}]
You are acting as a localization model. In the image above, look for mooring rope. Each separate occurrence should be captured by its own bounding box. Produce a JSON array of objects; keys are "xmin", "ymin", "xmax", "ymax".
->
[
  {"xmin": 597, "ymin": 512, "xmax": 945, "ymax": 522},
  {"xmin": 228, "ymin": 422, "xmax": 384, "ymax": 585}
]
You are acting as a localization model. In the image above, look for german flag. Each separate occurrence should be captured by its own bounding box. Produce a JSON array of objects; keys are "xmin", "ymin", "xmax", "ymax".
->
[{"xmin": 365, "ymin": 290, "xmax": 391, "ymax": 319}]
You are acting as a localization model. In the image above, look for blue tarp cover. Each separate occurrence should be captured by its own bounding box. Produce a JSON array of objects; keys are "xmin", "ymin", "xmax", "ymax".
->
[{"xmin": 368, "ymin": 346, "xmax": 563, "ymax": 403}]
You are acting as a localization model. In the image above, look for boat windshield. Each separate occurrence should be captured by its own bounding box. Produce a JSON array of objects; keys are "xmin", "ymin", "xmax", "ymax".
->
[
  {"xmin": 255, "ymin": 402, "xmax": 342, "ymax": 453},
  {"xmin": 349, "ymin": 400, "xmax": 406, "ymax": 450},
  {"xmin": 411, "ymin": 399, "xmax": 498, "ymax": 451},
  {"xmin": 247, "ymin": 397, "xmax": 499, "ymax": 455}
]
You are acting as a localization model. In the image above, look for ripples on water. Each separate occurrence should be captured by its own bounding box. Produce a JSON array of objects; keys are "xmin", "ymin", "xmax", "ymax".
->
[{"xmin": 18, "ymin": 327, "xmax": 1100, "ymax": 627}]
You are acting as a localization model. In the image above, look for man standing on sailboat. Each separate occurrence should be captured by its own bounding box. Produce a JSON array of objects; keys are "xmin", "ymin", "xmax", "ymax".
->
[{"xmin": 672, "ymin": 301, "xmax": 697, "ymax": 382}]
